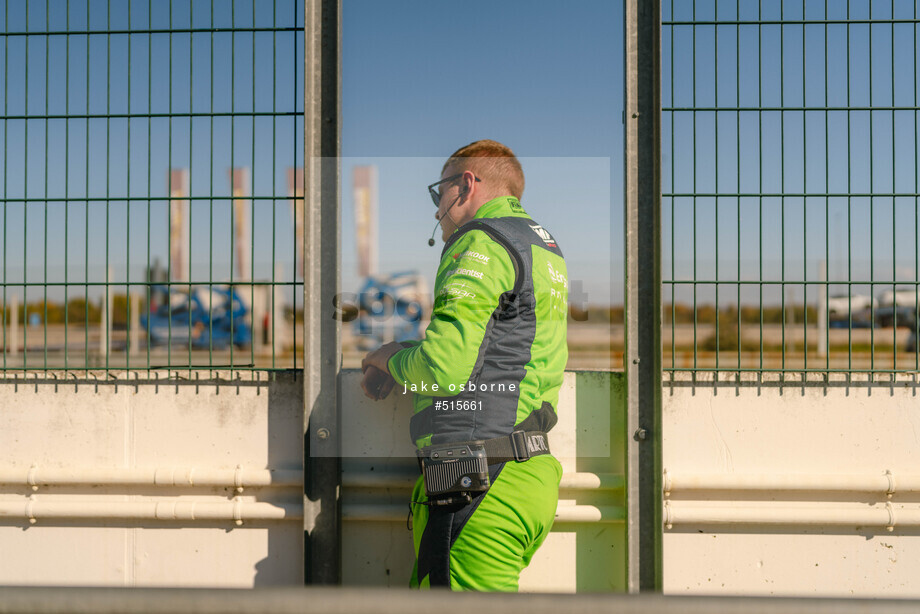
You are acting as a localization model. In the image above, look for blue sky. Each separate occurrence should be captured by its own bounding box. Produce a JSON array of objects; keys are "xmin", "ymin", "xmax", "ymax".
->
[
  {"xmin": 6, "ymin": 0, "xmax": 917, "ymax": 313},
  {"xmin": 662, "ymin": 0, "xmax": 920, "ymax": 308},
  {"xmin": 1, "ymin": 0, "xmax": 305, "ymax": 298},
  {"xmin": 340, "ymin": 0, "xmax": 622, "ymax": 305},
  {"xmin": 0, "ymin": 0, "xmax": 622, "ymax": 308}
]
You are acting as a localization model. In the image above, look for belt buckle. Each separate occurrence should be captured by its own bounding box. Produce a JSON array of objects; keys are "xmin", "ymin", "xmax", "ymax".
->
[{"xmin": 509, "ymin": 430, "xmax": 529, "ymax": 462}]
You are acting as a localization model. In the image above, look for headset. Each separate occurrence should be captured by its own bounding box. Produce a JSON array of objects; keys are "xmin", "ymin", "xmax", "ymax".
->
[{"xmin": 427, "ymin": 186, "xmax": 467, "ymax": 246}]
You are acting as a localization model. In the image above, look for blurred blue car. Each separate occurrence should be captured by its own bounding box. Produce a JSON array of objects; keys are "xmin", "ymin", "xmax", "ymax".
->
[
  {"xmin": 141, "ymin": 285, "xmax": 251, "ymax": 349},
  {"xmin": 352, "ymin": 272, "xmax": 426, "ymax": 350}
]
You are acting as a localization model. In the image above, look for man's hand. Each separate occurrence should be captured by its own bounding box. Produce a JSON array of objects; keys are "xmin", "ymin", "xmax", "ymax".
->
[
  {"xmin": 361, "ymin": 341, "xmax": 404, "ymax": 374},
  {"xmin": 361, "ymin": 365, "xmax": 396, "ymax": 400},
  {"xmin": 360, "ymin": 342, "xmax": 404, "ymax": 401}
]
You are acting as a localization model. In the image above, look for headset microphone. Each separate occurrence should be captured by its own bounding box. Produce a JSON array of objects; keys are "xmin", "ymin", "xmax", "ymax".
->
[{"xmin": 427, "ymin": 191, "xmax": 464, "ymax": 247}]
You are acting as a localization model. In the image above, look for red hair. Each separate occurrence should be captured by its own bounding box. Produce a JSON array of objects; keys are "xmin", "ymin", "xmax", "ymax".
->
[{"xmin": 442, "ymin": 139, "xmax": 525, "ymax": 199}]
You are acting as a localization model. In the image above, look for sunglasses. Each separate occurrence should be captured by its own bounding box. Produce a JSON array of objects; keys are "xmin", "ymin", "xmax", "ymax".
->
[{"xmin": 427, "ymin": 174, "xmax": 481, "ymax": 208}]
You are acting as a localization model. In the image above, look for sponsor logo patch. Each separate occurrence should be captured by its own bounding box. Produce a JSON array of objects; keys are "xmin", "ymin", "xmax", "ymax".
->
[
  {"xmin": 527, "ymin": 435, "xmax": 548, "ymax": 453},
  {"xmin": 438, "ymin": 282, "xmax": 476, "ymax": 300},
  {"xmin": 529, "ymin": 224, "xmax": 557, "ymax": 247},
  {"xmin": 452, "ymin": 249, "xmax": 490, "ymax": 264},
  {"xmin": 546, "ymin": 261, "xmax": 568, "ymax": 287},
  {"xmin": 446, "ymin": 267, "xmax": 484, "ymax": 280}
]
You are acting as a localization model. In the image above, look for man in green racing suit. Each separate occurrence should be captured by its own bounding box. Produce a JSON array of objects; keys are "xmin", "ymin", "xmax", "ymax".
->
[{"xmin": 361, "ymin": 140, "xmax": 568, "ymax": 591}]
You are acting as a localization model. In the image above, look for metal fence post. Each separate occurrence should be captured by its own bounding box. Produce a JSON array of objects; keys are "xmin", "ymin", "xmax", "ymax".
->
[
  {"xmin": 303, "ymin": 0, "xmax": 342, "ymax": 585},
  {"xmin": 624, "ymin": 0, "xmax": 663, "ymax": 593}
]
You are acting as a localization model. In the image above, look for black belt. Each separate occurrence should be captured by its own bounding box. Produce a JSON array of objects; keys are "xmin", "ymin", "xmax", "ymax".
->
[{"xmin": 481, "ymin": 429, "xmax": 551, "ymax": 463}]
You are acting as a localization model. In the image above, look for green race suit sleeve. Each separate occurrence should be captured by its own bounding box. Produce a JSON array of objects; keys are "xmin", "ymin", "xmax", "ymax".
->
[{"xmin": 387, "ymin": 230, "xmax": 515, "ymax": 394}]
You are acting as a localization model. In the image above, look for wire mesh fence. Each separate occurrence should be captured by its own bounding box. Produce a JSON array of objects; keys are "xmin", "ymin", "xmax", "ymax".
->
[
  {"xmin": 662, "ymin": 0, "xmax": 920, "ymax": 374},
  {"xmin": 0, "ymin": 0, "xmax": 304, "ymax": 373}
]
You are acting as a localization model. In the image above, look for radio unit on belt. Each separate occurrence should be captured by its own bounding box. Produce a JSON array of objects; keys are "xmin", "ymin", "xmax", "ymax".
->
[{"xmin": 416, "ymin": 442, "xmax": 491, "ymax": 504}]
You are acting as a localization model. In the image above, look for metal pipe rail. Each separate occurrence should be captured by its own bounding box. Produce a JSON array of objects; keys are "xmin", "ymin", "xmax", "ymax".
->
[
  {"xmin": 664, "ymin": 471, "xmax": 920, "ymax": 496},
  {"xmin": 0, "ymin": 587, "xmax": 919, "ymax": 614},
  {"xmin": 0, "ymin": 466, "xmax": 302, "ymax": 490},
  {"xmin": 664, "ymin": 501, "xmax": 920, "ymax": 530},
  {"xmin": 663, "ymin": 471, "xmax": 920, "ymax": 529},
  {"xmin": 0, "ymin": 500, "xmax": 301, "ymax": 525}
]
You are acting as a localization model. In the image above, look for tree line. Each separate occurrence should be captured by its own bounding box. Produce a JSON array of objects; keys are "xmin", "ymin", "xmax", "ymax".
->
[{"xmin": 1, "ymin": 296, "xmax": 139, "ymax": 328}]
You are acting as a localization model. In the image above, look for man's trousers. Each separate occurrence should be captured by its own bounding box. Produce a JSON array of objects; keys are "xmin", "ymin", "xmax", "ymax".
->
[{"xmin": 409, "ymin": 454, "xmax": 562, "ymax": 591}]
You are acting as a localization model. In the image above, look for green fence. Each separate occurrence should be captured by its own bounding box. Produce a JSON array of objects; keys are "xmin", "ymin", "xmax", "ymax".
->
[
  {"xmin": 0, "ymin": 0, "xmax": 304, "ymax": 373},
  {"xmin": 662, "ymin": 0, "xmax": 920, "ymax": 374}
]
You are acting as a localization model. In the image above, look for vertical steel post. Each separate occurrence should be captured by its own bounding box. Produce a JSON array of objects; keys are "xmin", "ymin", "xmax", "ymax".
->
[
  {"xmin": 624, "ymin": 0, "xmax": 662, "ymax": 593},
  {"xmin": 303, "ymin": 0, "xmax": 342, "ymax": 585}
]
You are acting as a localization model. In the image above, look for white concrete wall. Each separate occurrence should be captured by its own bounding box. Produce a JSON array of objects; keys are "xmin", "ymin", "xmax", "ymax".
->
[
  {"xmin": 0, "ymin": 371, "xmax": 303, "ymax": 587},
  {"xmin": 0, "ymin": 369, "xmax": 626, "ymax": 591},
  {"xmin": 11, "ymin": 366, "xmax": 919, "ymax": 595},
  {"xmin": 663, "ymin": 371, "xmax": 920, "ymax": 597}
]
